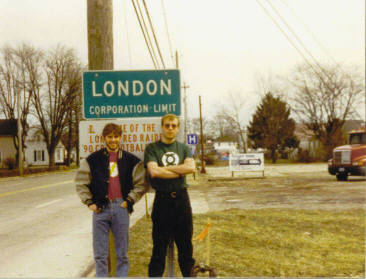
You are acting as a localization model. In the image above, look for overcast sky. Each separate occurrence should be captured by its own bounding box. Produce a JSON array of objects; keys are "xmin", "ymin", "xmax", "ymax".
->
[{"xmin": 0, "ymin": 0, "xmax": 364, "ymax": 123}]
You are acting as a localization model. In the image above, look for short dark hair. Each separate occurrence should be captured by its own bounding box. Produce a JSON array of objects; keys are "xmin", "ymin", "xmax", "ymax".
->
[
  {"xmin": 102, "ymin": 123, "xmax": 122, "ymax": 137},
  {"xmin": 161, "ymin": 114, "xmax": 180, "ymax": 126}
]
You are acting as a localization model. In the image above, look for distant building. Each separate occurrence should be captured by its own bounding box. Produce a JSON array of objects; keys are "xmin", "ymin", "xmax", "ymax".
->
[
  {"xmin": 293, "ymin": 120, "xmax": 365, "ymax": 158},
  {"xmin": 25, "ymin": 127, "xmax": 65, "ymax": 166},
  {"xmin": 0, "ymin": 119, "xmax": 18, "ymax": 168},
  {"xmin": 213, "ymin": 141, "xmax": 238, "ymax": 155},
  {"xmin": 0, "ymin": 120, "xmax": 69, "ymax": 168}
]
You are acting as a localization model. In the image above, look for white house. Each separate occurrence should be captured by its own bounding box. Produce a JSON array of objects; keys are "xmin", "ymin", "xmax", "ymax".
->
[
  {"xmin": 213, "ymin": 142, "xmax": 238, "ymax": 155},
  {"xmin": 25, "ymin": 128, "xmax": 65, "ymax": 166}
]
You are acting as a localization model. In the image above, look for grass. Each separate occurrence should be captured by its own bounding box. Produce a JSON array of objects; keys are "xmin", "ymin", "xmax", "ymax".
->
[{"xmin": 128, "ymin": 208, "xmax": 365, "ymax": 277}]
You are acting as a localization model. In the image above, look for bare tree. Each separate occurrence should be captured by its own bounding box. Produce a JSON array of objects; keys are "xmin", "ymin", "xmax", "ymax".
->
[
  {"xmin": 32, "ymin": 45, "xmax": 82, "ymax": 167},
  {"xmin": 217, "ymin": 92, "xmax": 248, "ymax": 152},
  {"xmin": 289, "ymin": 63, "xmax": 364, "ymax": 160},
  {"xmin": 64, "ymin": 62, "xmax": 83, "ymax": 166},
  {"xmin": 0, "ymin": 43, "xmax": 43, "ymax": 162}
]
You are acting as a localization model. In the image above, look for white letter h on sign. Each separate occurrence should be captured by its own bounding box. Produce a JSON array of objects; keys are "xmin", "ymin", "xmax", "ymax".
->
[{"xmin": 188, "ymin": 135, "xmax": 196, "ymax": 144}]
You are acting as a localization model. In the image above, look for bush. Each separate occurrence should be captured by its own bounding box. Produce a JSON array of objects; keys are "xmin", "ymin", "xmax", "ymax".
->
[
  {"xmin": 4, "ymin": 157, "xmax": 16, "ymax": 170},
  {"xmin": 205, "ymin": 154, "xmax": 217, "ymax": 165},
  {"xmin": 296, "ymin": 148, "xmax": 311, "ymax": 163}
]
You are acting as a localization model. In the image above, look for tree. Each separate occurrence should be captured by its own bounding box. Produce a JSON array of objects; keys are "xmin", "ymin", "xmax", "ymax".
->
[
  {"xmin": 248, "ymin": 92, "xmax": 298, "ymax": 163},
  {"xmin": 63, "ymin": 61, "xmax": 83, "ymax": 166},
  {"xmin": 0, "ymin": 43, "xmax": 43, "ymax": 163},
  {"xmin": 32, "ymin": 45, "xmax": 82, "ymax": 167},
  {"xmin": 289, "ymin": 63, "xmax": 364, "ymax": 160},
  {"xmin": 208, "ymin": 113, "xmax": 236, "ymax": 142},
  {"xmin": 217, "ymin": 92, "xmax": 248, "ymax": 152}
]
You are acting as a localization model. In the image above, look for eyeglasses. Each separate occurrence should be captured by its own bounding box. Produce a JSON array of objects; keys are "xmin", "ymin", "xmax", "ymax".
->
[{"xmin": 164, "ymin": 123, "xmax": 178, "ymax": 129}]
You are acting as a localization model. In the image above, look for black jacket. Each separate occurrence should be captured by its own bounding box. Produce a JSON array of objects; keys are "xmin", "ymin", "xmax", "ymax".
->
[{"xmin": 86, "ymin": 148, "xmax": 141, "ymax": 209}]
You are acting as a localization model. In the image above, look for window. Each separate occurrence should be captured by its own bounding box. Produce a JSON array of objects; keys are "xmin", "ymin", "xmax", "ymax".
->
[
  {"xmin": 34, "ymin": 150, "xmax": 45, "ymax": 162},
  {"xmin": 350, "ymin": 133, "xmax": 366, "ymax": 144},
  {"xmin": 56, "ymin": 149, "xmax": 62, "ymax": 161}
]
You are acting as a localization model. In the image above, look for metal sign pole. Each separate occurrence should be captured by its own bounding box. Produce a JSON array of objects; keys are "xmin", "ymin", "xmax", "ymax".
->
[{"xmin": 166, "ymin": 239, "xmax": 175, "ymax": 277}]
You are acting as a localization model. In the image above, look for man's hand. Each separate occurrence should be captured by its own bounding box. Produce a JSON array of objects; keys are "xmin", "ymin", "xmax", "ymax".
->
[
  {"xmin": 121, "ymin": 197, "xmax": 134, "ymax": 214},
  {"xmin": 88, "ymin": 204, "xmax": 100, "ymax": 213}
]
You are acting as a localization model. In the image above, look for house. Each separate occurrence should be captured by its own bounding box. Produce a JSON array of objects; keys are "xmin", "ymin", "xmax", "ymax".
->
[
  {"xmin": 0, "ymin": 119, "xmax": 17, "ymax": 168},
  {"xmin": 294, "ymin": 123, "xmax": 321, "ymax": 157},
  {"xmin": 213, "ymin": 141, "xmax": 238, "ymax": 156},
  {"xmin": 25, "ymin": 127, "xmax": 65, "ymax": 166},
  {"xmin": 293, "ymin": 120, "xmax": 365, "ymax": 158}
]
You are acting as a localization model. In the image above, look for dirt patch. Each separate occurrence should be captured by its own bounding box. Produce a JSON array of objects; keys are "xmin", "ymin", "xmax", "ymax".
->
[{"xmin": 190, "ymin": 163, "xmax": 366, "ymax": 211}]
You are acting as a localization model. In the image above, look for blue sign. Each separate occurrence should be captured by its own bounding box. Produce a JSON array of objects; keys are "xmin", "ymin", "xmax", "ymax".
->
[
  {"xmin": 187, "ymin": 134, "xmax": 198, "ymax": 145},
  {"xmin": 83, "ymin": 70, "xmax": 180, "ymax": 119}
]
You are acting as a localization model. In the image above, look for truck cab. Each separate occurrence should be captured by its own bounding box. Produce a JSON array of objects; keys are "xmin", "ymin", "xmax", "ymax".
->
[{"xmin": 328, "ymin": 126, "xmax": 366, "ymax": 181}]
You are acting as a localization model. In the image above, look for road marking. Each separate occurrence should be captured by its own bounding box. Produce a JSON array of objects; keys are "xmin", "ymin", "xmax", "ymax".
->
[
  {"xmin": 0, "ymin": 180, "xmax": 73, "ymax": 198},
  {"xmin": 36, "ymin": 199, "xmax": 63, "ymax": 208}
]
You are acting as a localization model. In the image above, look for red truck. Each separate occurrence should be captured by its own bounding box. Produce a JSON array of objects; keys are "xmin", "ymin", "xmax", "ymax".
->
[{"xmin": 328, "ymin": 126, "xmax": 366, "ymax": 181}]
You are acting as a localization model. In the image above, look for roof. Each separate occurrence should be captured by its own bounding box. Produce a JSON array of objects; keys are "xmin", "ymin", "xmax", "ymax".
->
[
  {"xmin": 295, "ymin": 120, "xmax": 365, "ymax": 139},
  {"xmin": 343, "ymin": 120, "xmax": 365, "ymax": 133},
  {"xmin": 0, "ymin": 119, "xmax": 17, "ymax": 136}
]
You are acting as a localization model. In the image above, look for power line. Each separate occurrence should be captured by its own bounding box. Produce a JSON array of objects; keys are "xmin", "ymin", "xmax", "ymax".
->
[
  {"xmin": 279, "ymin": 0, "xmax": 341, "ymax": 68},
  {"xmin": 122, "ymin": 0, "xmax": 132, "ymax": 68},
  {"xmin": 161, "ymin": 0, "xmax": 174, "ymax": 67},
  {"xmin": 135, "ymin": 0, "xmax": 161, "ymax": 68},
  {"xmin": 256, "ymin": 0, "xmax": 342, "ymax": 98},
  {"xmin": 255, "ymin": 0, "xmax": 320, "ymax": 78},
  {"xmin": 257, "ymin": 0, "xmax": 364, "ymax": 124},
  {"xmin": 142, "ymin": 0, "xmax": 166, "ymax": 69},
  {"xmin": 131, "ymin": 0, "xmax": 159, "ymax": 68},
  {"xmin": 264, "ymin": 0, "xmax": 333, "ymax": 82}
]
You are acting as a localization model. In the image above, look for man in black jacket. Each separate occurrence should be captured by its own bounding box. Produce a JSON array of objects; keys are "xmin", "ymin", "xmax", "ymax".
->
[{"xmin": 75, "ymin": 123, "xmax": 148, "ymax": 277}]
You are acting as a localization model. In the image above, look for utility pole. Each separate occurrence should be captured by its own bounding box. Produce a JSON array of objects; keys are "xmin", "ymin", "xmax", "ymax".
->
[
  {"xmin": 182, "ymin": 83, "xmax": 189, "ymax": 143},
  {"xmin": 175, "ymin": 50, "xmax": 179, "ymax": 69},
  {"xmin": 87, "ymin": 0, "xmax": 114, "ymax": 276},
  {"xmin": 166, "ymin": 49, "xmax": 180, "ymax": 278},
  {"xmin": 17, "ymin": 91, "xmax": 23, "ymax": 176},
  {"xmin": 199, "ymin": 95, "xmax": 206, "ymax": 173},
  {"xmin": 87, "ymin": 0, "xmax": 114, "ymax": 70}
]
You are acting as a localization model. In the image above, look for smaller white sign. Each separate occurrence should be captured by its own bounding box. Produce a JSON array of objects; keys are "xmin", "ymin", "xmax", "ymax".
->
[
  {"xmin": 229, "ymin": 153, "xmax": 264, "ymax": 172},
  {"xmin": 79, "ymin": 118, "xmax": 183, "ymax": 160}
]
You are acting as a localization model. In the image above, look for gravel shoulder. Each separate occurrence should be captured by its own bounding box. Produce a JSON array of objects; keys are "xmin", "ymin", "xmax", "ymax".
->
[{"xmin": 189, "ymin": 163, "xmax": 366, "ymax": 211}]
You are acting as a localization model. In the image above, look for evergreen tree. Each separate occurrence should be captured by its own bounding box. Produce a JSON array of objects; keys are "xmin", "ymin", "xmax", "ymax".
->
[{"xmin": 248, "ymin": 92, "xmax": 298, "ymax": 163}]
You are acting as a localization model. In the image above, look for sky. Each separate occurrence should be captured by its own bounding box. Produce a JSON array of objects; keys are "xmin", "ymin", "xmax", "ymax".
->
[{"xmin": 0, "ymin": 0, "xmax": 364, "ymax": 125}]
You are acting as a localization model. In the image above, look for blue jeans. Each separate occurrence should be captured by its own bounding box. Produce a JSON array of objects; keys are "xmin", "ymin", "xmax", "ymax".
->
[{"xmin": 92, "ymin": 199, "xmax": 130, "ymax": 277}]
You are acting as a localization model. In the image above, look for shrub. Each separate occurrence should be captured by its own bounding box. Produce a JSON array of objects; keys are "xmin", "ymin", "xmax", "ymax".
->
[
  {"xmin": 296, "ymin": 148, "xmax": 311, "ymax": 163},
  {"xmin": 4, "ymin": 157, "xmax": 16, "ymax": 170}
]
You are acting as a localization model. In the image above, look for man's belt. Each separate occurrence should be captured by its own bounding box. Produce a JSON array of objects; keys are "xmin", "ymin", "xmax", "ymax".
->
[
  {"xmin": 156, "ymin": 189, "xmax": 186, "ymax": 199},
  {"xmin": 109, "ymin": 197, "xmax": 123, "ymax": 203}
]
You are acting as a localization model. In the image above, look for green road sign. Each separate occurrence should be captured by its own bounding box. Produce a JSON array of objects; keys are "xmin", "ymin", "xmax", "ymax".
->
[{"xmin": 83, "ymin": 69, "xmax": 181, "ymax": 119}]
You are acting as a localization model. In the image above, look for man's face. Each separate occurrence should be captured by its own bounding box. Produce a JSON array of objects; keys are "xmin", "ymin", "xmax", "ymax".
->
[
  {"xmin": 105, "ymin": 132, "xmax": 121, "ymax": 152},
  {"xmin": 162, "ymin": 118, "xmax": 179, "ymax": 141}
]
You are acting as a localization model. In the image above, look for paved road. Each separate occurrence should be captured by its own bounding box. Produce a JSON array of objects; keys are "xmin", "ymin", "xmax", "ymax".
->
[
  {"xmin": 0, "ymin": 170, "xmax": 95, "ymax": 277},
  {"xmin": 0, "ymin": 170, "xmax": 157, "ymax": 277},
  {"xmin": 0, "ymin": 170, "xmax": 209, "ymax": 278}
]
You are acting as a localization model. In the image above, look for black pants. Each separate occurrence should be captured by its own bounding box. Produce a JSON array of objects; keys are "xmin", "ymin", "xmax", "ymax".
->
[{"xmin": 148, "ymin": 188, "xmax": 195, "ymax": 277}]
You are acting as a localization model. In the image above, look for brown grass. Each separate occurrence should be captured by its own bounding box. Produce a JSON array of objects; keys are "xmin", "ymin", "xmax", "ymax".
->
[{"xmin": 128, "ymin": 208, "xmax": 365, "ymax": 277}]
